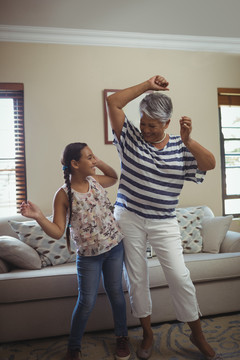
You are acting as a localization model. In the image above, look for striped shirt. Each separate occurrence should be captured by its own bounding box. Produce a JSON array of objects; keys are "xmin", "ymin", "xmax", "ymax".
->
[{"xmin": 113, "ymin": 117, "xmax": 205, "ymax": 219}]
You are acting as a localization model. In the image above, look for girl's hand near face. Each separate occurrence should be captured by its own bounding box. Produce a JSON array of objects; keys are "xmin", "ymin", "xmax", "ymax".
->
[
  {"xmin": 93, "ymin": 155, "xmax": 101, "ymax": 168},
  {"xmin": 92, "ymin": 156, "xmax": 118, "ymax": 188}
]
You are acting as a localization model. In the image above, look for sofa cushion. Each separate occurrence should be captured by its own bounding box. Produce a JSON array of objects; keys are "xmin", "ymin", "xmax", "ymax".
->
[
  {"xmin": 202, "ymin": 215, "xmax": 233, "ymax": 253},
  {"xmin": 0, "ymin": 262, "xmax": 78, "ymax": 303},
  {"xmin": 147, "ymin": 253, "xmax": 240, "ymax": 289},
  {"xmin": 1, "ymin": 252, "xmax": 240, "ymax": 304},
  {"xmin": 176, "ymin": 206, "xmax": 204, "ymax": 253},
  {"xmin": 0, "ymin": 236, "xmax": 41, "ymax": 270},
  {"xmin": 9, "ymin": 219, "xmax": 76, "ymax": 267},
  {"xmin": 183, "ymin": 252, "xmax": 240, "ymax": 282},
  {"xmin": 220, "ymin": 231, "xmax": 240, "ymax": 253}
]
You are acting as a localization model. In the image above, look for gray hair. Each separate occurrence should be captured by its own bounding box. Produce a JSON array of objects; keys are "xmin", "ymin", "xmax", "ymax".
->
[{"xmin": 139, "ymin": 92, "xmax": 173, "ymax": 123}]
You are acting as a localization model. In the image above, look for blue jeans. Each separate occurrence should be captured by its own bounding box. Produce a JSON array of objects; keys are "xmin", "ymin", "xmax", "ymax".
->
[{"xmin": 68, "ymin": 241, "xmax": 128, "ymax": 351}]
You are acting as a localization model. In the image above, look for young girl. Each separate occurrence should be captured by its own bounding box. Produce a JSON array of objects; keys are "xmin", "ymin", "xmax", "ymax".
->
[{"xmin": 20, "ymin": 142, "xmax": 130, "ymax": 360}]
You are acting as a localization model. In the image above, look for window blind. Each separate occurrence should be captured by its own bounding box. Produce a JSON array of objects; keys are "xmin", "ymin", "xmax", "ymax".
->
[
  {"xmin": 0, "ymin": 83, "xmax": 27, "ymax": 212},
  {"xmin": 217, "ymin": 87, "xmax": 240, "ymax": 217},
  {"xmin": 218, "ymin": 88, "xmax": 240, "ymax": 106}
]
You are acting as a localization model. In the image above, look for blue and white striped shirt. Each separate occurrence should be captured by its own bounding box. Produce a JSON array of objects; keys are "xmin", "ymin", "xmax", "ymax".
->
[{"xmin": 113, "ymin": 117, "xmax": 205, "ymax": 219}]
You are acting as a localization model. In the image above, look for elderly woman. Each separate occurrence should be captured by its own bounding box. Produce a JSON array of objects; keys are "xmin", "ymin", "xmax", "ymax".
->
[{"xmin": 107, "ymin": 75, "xmax": 222, "ymax": 360}]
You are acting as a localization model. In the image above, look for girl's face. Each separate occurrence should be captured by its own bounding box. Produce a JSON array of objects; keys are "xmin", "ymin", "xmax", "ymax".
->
[
  {"xmin": 74, "ymin": 146, "xmax": 97, "ymax": 176},
  {"xmin": 140, "ymin": 113, "xmax": 169, "ymax": 143}
]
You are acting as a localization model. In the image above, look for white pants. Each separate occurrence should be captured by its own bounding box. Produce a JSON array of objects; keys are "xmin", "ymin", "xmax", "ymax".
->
[{"xmin": 114, "ymin": 207, "xmax": 200, "ymax": 323}]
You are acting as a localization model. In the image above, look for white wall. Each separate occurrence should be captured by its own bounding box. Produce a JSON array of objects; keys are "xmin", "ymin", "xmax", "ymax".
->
[{"xmin": 0, "ymin": 41, "xmax": 240, "ymax": 215}]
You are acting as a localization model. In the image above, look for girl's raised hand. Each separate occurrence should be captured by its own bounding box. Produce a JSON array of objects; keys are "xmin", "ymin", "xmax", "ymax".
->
[{"xmin": 20, "ymin": 200, "xmax": 43, "ymax": 220}]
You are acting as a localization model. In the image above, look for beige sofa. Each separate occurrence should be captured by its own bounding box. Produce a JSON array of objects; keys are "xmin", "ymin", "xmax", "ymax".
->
[{"xmin": 0, "ymin": 206, "xmax": 240, "ymax": 343}]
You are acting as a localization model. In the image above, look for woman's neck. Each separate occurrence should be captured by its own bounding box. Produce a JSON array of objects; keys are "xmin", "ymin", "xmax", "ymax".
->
[{"xmin": 151, "ymin": 133, "xmax": 169, "ymax": 149}]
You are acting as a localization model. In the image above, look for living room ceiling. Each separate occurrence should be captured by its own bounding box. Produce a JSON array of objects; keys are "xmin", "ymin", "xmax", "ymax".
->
[{"xmin": 0, "ymin": 0, "xmax": 240, "ymax": 39}]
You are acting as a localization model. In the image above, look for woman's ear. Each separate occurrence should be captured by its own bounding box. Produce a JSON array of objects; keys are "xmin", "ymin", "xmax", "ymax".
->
[{"xmin": 164, "ymin": 119, "xmax": 171, "ymax": 129}]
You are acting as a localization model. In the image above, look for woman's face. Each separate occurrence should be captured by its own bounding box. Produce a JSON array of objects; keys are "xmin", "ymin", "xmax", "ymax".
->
[{"xmin": 140, "ymin": 113, "xmax": 169, "ymax": 143}]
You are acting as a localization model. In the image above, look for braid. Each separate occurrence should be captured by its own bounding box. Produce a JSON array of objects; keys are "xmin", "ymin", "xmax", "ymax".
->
[
  {"xmin": 63, "ymin": 167, "xmax": 73, "ymax": 253},
  {"xmin": 61, "ymin": 142, "xmax": 87, "ymax": 254}
]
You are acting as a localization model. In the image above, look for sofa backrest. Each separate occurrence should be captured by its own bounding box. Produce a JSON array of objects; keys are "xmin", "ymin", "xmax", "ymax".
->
[
  {"xmin": 0, "ymin": 205, "xmax": 215, "ymax": 239},
  {"xmin": 178, "ymin": 205, "xmax": 215, "ymax": 218}
]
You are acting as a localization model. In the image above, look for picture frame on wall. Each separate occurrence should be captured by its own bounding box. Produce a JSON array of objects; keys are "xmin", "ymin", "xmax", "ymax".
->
[{"xmin": 103, "ymin": 89, "xmax": 151, "ymax": 144}]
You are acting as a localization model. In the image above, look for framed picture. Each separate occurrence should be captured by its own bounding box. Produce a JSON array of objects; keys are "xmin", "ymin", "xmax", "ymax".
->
[{"xmin": 103, "ymin": 89, "xmax": 150, "ymax": 144}]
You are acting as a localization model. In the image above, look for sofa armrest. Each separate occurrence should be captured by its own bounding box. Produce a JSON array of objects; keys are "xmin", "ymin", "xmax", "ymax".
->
[{"xmin": 220, "ymin": 231, "xmax": 240, "ymax": 253}]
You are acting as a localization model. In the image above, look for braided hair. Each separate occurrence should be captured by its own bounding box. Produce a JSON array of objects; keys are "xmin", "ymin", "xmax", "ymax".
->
[{"xmin": 61, "ymin": 142, "xmax": 87, "ymax": 252}]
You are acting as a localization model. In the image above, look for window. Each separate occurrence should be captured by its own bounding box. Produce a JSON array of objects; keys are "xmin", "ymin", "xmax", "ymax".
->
[
  {"xmin": 0, "ymin": 83, "xmax": 27, "ymax": 216},
  {"xmin": 218, "ymin": 88, "xmax": 240, "ymax": 217}
]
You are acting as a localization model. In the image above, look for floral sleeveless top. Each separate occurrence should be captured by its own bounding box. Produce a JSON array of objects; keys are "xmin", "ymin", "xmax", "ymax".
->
[{"xmin": 62, "ymin": 176, "xmax": 123, "ymax": 256}]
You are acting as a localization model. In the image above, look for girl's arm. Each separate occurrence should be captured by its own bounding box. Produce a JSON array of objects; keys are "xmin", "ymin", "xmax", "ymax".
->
[
  {"xmin": 93, "ymin": 157, "xmax": 118, "ymax": 188},
  {"xmin": 20, "ymin": 189, "xmax": 68, "ymax": 239},
  {"xmin": 106, "ymin": 75, "xmax": 169, "ymax": 141}
]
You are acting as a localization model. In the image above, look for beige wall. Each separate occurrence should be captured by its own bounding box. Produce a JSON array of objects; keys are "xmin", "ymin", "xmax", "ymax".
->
[{"xmin": 1, "ymin": 42, "xmax": 240, "ymax": 215}]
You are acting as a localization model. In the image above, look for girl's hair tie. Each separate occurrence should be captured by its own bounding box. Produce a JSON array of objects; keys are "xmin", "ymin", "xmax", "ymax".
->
[
  {"xmin": 67, "ymin": 224, "xmax": 72, "ymax": 228},
  {"xmin": 62, "ymin": 165, "xmax": 68, "ymax": 170}
]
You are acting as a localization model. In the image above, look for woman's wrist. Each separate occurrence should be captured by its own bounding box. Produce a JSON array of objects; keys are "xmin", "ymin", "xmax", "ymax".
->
[{"xmin": 183, "ymin": 137, "xmax": 193, "ymax": 148}]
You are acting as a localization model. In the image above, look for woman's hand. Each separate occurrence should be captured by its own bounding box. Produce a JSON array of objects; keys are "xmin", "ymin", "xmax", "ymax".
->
[
  {"xmin": 148, "ymin": 75, "xmax": 169, "ymax": 91},
  {"xmin": 180, "ymin": 116, "xmax": 192, "ymax": 145},
  {"xmin": 107, "ymin": 75, "xmax": 169, "ymax": 141},
  {"xmin": 179, "ymin": 116, "xmax": 216, "ymax": 171}
]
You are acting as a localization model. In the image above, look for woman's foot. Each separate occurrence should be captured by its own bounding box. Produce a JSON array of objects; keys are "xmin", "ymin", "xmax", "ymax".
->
[
  {"xmin": 136, "ymin": 341, "xmax": 154, "ymax": 360},
  {"xmin": 65, "ymin": 349, "xmax": 81, "ymax": 360},
  {"xmin": 142, "ymin": 328, "xmax": 154, "ymax": 349},
  {"xmin": 136, "ymin": 330, "xmax": 154, "ymax": 360},
  {"xmin": 137, "ymin": 316, "xmax": 154, "ymax": 359},
  {"xmin": 190, "ymin": 334, "xmax": 223, "ymax": 360}
]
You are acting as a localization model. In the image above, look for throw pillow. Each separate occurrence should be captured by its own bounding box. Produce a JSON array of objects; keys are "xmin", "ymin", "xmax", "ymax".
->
[
  {"xmin": 201, "ymin": 215, "xmax": 233, "ymax": 253},
  {"xmin": 0, "ymin": 258, "xmax": 11, "ymax": 273},
  {"xmin": 176, "ymin": 207, "xmax": 205, "ymax": 253},
  {"xmin": 9, "ymin": 220, "xmax": 76, "ymax": 267},
  {"xmin": 0, "ymin": 236, "xmax": 41, "ymax": 270}
]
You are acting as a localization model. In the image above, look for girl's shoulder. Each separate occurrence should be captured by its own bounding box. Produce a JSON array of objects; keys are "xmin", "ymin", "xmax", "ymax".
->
[
  {"xmin": 86, "ymin": 176, "xmax": 98, "ymax": 187},
  {"xmin": 55, "ymin": 186, "xmax": 68, "ymax": 199},
  {"xmin": 87, "ymin": 176, "xmax": 105, "ymax": 193},
  {"xmin": 87, "ymin": 176, "xmax": 100, "ymax": 189},
  {"xmin": 53, "ymin": 187, "xmax": 69, "ymax": 207},
  {"xmin": 60, "ymin": 184, "xmax": 69, "ymax": 195},
  {"xmin": 87, "ymin": 176, "xmax": 96, "ymax": 182}
]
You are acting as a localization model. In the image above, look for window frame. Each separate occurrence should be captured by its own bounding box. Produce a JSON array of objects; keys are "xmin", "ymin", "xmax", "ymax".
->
[
  {"xmin": 218, "ymin": 87, "xmax": 240, "ymax": 217},
  {"xmin": 0, "ymin": 83, "xmax": 27, "ymax": 213}
]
